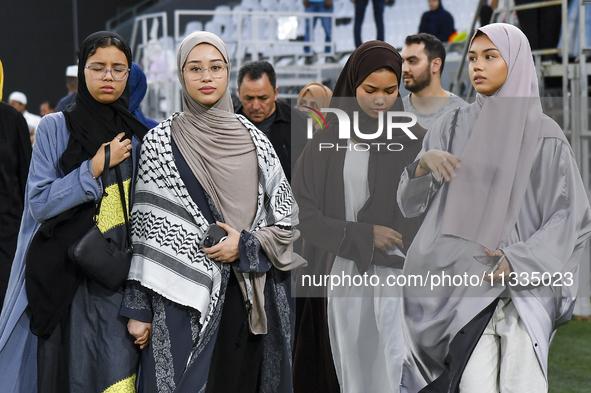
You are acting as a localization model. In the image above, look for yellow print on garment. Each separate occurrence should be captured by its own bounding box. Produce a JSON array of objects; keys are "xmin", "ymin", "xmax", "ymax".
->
[
  {"xmin": 103, "ymin": 374, "xmax": 136, "ymax": 392},
  {"xmin": 97, "ymin": 178, "xmax": 131, "ymax": 234}
]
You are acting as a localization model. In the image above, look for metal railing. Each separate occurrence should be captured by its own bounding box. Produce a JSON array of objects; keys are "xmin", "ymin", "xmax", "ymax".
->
[
  {"xmin": 173, "ymin": 9, "xmax": 337, "ymax": 68},
  {"xmin": 130, "ymin": 10, "xmax": 343, "ymax": 118},
  {"xmin": 106, "ymin": 0, "xmax": 164, "ymax": 31}
]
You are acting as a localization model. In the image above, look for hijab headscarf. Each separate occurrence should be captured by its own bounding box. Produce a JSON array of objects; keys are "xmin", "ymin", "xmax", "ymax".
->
[
  {"xmin": 441, "ymin": 23, "xmax": 567, "ymax": 251},
  {"xmin": 60, "ymin": 31, "xmax": 148, "ymax": 173},
  {"xmin": 331, "ymin": 40, "xmax": 402, "ymax": 100},
  {"xmin": 25, "ymin": 31, "xmax": 147, "ymax": 338},
  {"xmin": 298, "ymin": 41, "xmax": 426, "ymax": 272},
  {"xmin": 171, "ymin": 31, "xmax": 258, "ymax": 233},
  {"xmin": 129, "ymin": 62, "xmax": 159, "ymax": 129},
  {"xmin": 327, "ymin": 40, "xmax": 425, "ymax": 145},
  {"xmin": 297, "ymin": 82, "xmax": 333, "ymax": 118}
]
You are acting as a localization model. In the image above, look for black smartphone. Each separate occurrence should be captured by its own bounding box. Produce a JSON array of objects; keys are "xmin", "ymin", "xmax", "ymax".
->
[{"xmin": 200, "ymin": 223, "xmax": 228, "ymax": 248}]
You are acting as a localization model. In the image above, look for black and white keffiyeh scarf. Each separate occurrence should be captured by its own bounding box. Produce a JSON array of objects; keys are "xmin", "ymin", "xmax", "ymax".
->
[{"xmin": 128, "ymin": 112, "xmax": 303, "ymax": 339}]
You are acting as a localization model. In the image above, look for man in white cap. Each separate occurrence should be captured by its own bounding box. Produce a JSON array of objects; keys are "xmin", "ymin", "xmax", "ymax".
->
[
  {"xmin": 8, "ymin": 91, "xmax": 41, "ymax": 144},
  {"xmin": 56, "ymin": 64, "xmax": 78, "ymax": 111}
]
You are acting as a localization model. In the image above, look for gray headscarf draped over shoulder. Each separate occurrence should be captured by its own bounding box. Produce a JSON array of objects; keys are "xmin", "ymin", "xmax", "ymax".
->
[{"xmin": 441, "ymin": 23, "xmax": 567, "ymax": 250}]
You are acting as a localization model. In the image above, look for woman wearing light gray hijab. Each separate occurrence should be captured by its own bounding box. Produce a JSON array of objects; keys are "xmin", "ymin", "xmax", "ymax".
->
[
  {"xmin": 120, "ymin": 31, "xmax": 305, "ymax": 392},
  {"xmin": 397, "ymin": 23, "xmax": 591, "ymax": 392}
]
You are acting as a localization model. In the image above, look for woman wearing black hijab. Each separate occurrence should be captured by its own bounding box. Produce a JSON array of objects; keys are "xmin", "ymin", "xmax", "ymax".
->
[
  {"xmin": 0, "ymin": 31, "xmax": 147, "ymax": 392},
  {"xmin": 418, "ymin": 0, "xmax": 456, "ymax": 42},
  {"xmin": 292, "ymin": 41, "xmax": 425, "ymax": 393}
]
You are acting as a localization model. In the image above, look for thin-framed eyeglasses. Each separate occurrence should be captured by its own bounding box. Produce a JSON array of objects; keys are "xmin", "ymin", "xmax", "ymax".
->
[
  {"xmin": 84, "ymin": 65, "xmax": 130, "ymax": 81},
  {"xmin": 182, "ymin": 62, "xmax": 228, "ymax": 80}
]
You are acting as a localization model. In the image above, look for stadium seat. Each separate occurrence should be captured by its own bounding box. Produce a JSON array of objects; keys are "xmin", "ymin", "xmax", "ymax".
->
[{"xmin": 182, "ymin": 21, "xmax": 203, "ymax": 39}]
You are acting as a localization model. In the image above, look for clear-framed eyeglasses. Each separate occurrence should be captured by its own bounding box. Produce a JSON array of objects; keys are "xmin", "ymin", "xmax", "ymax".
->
[
  {"xmin": 84, "ymin": 65, "xmax": 130, "ymax": 81},
  {"xmin": 182, "ymin": 62, "xmax": 228, "ymax": 80}
]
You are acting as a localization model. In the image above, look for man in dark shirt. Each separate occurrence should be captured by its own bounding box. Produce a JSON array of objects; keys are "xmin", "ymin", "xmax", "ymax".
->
[{"xmin": 235, "ymin": 61, "xmax": 308, "ymax": 182}]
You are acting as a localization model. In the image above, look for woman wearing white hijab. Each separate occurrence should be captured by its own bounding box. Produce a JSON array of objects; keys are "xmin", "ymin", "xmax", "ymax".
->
[
  {"xmin": 397, "ymin": 23, "xmax": 591, "ymax": 392},
  {"xmin": 120, "ymin": 31, "xmax": 305, "ymax": 392}
]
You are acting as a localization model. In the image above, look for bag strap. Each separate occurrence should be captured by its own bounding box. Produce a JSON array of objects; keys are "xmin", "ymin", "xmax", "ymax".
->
[
  {"xmin": 95, "ymin": 145, "xmax": 111, "ymax": 218},
  {"xmin": 101, "ymin": 145, "xmax": 110, "ymax": 196},
  {"xmin": 447, "ymin": 108, "xmax": 461, "ymax": 153},
  {"xmin": 115, "ymin": 165, "xmax": 133, "ymax": 252}
]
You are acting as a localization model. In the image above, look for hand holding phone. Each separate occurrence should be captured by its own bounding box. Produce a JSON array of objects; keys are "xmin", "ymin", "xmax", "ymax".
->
[
  {"xmin": 202, "ymin": 222, "xmax": 240, "ymax": 264},
  {"xmin": 200, "ymin": 223, "xmax": 228, "ymax": 249},
  {"xmin": 482, "ymin": 249, "xmax": 511, "ymax": 283},
  {"xmin": 490, "ymin": 255, "xmax": 505, "ymax": 274}
]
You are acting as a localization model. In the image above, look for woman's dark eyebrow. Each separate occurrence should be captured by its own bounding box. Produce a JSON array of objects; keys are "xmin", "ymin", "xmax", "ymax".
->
[
  {"xmin": 469, "ymin": 48, "xmax": 499, "ymax": 54},
  {"xmin": 88, "ymin": 61, "xmax": 127, "ymax": 66},
  {"xmin": 363, "ymin": 83, "xmax": 398, "ymax": 89},
  {"xmin": 186, "ymin": 59, "xmax": 224, "ymax": 64}
]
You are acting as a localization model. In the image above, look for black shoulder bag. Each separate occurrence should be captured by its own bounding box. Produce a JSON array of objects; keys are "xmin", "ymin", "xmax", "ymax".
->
[{"xmin": 68, "ymin": 145, "xmax": 133, "ymax": 290}]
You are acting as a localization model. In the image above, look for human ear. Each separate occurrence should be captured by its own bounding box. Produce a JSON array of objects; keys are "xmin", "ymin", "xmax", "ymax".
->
[{"xmin": 431, "ymin": 58, "xmax": 442, "ymax": 75}]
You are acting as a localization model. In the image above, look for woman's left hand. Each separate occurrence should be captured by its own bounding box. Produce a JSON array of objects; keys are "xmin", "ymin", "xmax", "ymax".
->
[
  {"xmin": 482, "ymin": 248, "xmax": 512, "ymax": 282},
  {"xmin": 127, "ymin": 319, "xmax": 152, "ymax": 349},
  {"xmin": 203, "ymin": 221, "xmax": 240, "ymax": 263}
]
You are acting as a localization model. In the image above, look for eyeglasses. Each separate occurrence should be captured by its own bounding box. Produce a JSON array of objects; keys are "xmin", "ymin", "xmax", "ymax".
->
[
  {"xmin": 182, "ymin": 62, "xmax": 228, "ymax": 80},
  {"xmin": 84, "ymin": 65, "xmax": 130, "ymax": 81}
]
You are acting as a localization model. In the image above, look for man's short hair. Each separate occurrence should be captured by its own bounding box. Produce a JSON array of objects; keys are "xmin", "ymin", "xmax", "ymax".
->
[
  {"xmin": 66, "ymin": 77, "xmax": 78, "ymax": 91},
  {"xmin": 237, "ymin": 61, "xmax": 277, "ymax": 89},
  {"xmin": 42, "ymin": 100, "xmax": 57, "ymax": 109},
  {"xmin": 404, "ymin": 33, "xmax": 447, "ymax": 74}
]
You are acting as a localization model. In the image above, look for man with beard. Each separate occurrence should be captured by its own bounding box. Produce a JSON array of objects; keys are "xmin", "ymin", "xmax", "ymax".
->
[{"xmin": 401, "ymin": 33, "xmax": 468, "ymax": 129}]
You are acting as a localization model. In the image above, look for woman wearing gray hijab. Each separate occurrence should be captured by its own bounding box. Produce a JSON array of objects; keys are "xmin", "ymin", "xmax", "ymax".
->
[
  {"xmin": 397, "ymin": 23, "xmax": 591, "ymax": 392},
  {"xmin": 120, "ymin": 31, "xmax": 305, "ymax": 392}
]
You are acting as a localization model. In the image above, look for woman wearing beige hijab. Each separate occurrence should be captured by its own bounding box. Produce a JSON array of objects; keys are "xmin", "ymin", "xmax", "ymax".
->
[
  {"xmin": 398, "ymin": 23, "xmax": 591, "ymax": 392},
  {"xmin": 121, "ymin": 31, "xmax": 305, "ymax": 392},
  {"xmin": 296, "ymin": 82, "xmax": 333, "ymax": 131}
]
